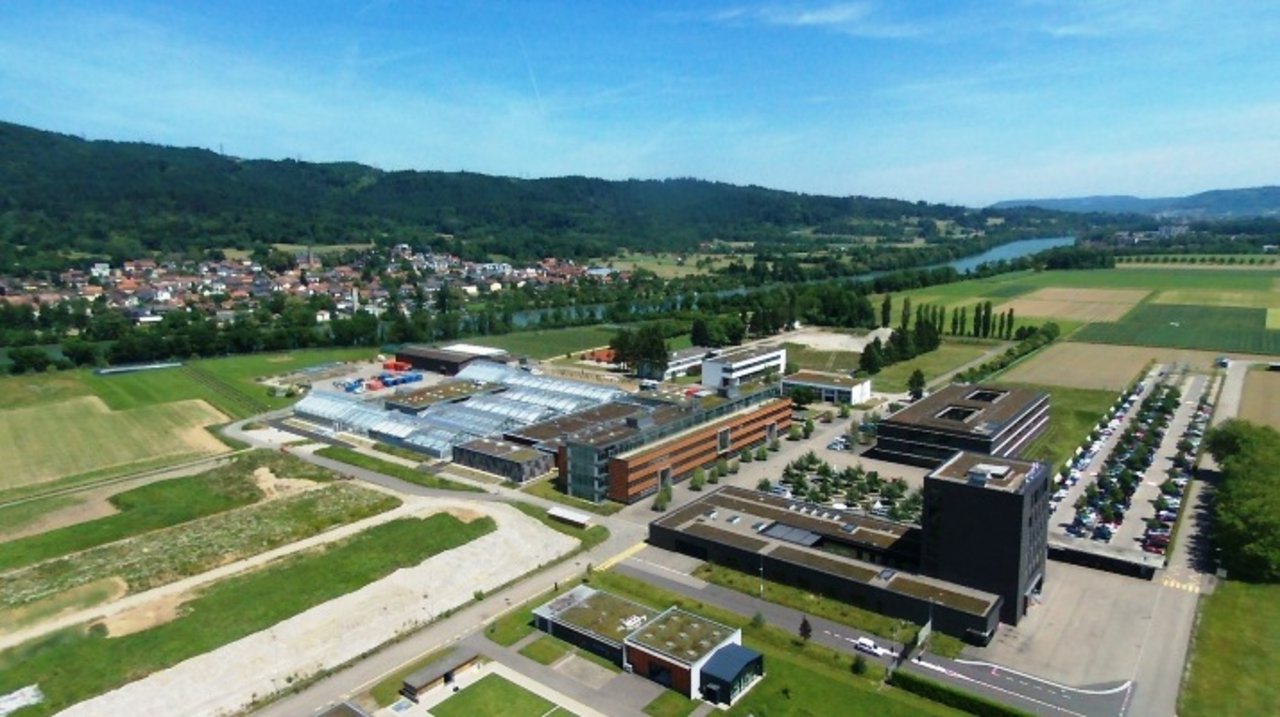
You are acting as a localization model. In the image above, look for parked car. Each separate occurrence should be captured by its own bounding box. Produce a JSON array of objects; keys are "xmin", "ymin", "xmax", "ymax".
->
[{"xmin": 854, "ymin": 637, "xmax": 879, "ymax": 655}]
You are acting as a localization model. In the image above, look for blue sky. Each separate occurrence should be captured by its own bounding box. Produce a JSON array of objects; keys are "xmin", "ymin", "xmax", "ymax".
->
[{"xmin": 1, "ymin": 1, "xmax": 1278, "ymax": 206}]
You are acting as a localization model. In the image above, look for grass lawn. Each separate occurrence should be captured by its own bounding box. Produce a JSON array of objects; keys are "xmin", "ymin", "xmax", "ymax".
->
[
  {"xmin": 783, "ymin": 342, "xmax": 861, "ymax": 373},
  {"xmin": 643, "ymin": 689, "xmax": 699, "ymax": 717},
  {"xmin": 0, "ymin": 465, "xmax": 262, "ymax": 572},
  {"xmin": 463, "ymin": 326, "xmax": 619, "ymax": 359},
  {"xmin": 693, "ymin": 564, "xmax": 966, "ymax": 658},
  {"xmin": 315, "ymin": 446, "xmax": 482, "ymax": 492},
  {"xmin": 1074, "ymin": 304, "xmax": 1280, "ymax": 354},
  {"xmin": 367, "ymin": 646, "xmax": 454, "ymax": 707},
  {"xmin": 0, "ymin": 514, "xmax": 495, "ymax": 716},
  {"xmin": 1180, "ymin": 581, "xmax": 1280, "ymax": 717},
  {"xmin": 432, "ymin": 673, "xmax": 560, "ymax": 717},
  {"xmin": 872, "ymin": 341, "xmax": 990, "ymax": 393},
  {"xmin": 519, "ymin": 635, "xmax": 572, "ymax": 665},
  {"xmin": 507, "ymin": 501, "xmax": 610, "ymax": 550},
  {"xmin": 486, "ymin": 586, "xmax": 558, "ymax": 647},
  {"xmin": 1010, "ymin": 384, "xmax": 1115, "ymax": 469},
  {"xmin": 523, "ymin": 478, "xmax": 623, "ymax": 515}
]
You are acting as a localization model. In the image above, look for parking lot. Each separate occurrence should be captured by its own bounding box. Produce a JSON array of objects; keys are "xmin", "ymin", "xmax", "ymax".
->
[{"xmin": 1047, "ymin": 366, "xmax": 1211, "ymax": 567}]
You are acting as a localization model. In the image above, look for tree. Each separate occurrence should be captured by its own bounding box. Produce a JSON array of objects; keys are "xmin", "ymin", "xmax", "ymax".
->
[
  {"xmin": 900, "ymin": 296, "xmax": 912, "ymax": 331},
  {"xmin": 880, "ymin": 294, "xmax": 892, "ymax": 328},
  {"xmin": 755, "ymin": 445, "xmax": 769, "ymax": 461},
  {"xmin": 689, "ymin": 468, "xmax": 706, "ymax": 491},
  {"xmin": 789, "ymin": 386, "xmax": 818, "ymax": 407},
  {"xmin": 852, "ymin": 654, "xmax": 868, "ymax": 675},
  {"xmin": 859, "ymin": 340, "xmax": 883, "ymax": 375},
  {"xmin": 691, "ymin": 317, "xmax": 711, "ymax": 347},
  {"xmin": 803, "ymin": 417, "xmax": 815, "ymax": 438},
  {"xmin": 751, "ymin": 612, "xmax": 766, "ymax": 629},
  {"xmin": 799, "ymin": 616, "xmax": 812, "ymax": 641},
  {"xmin": 1005, "ymin": 308, "xmax": 1015, "ymax": 339},
  {"xmin": 908, "ymin": 369, "xmax": 926, "ymax": 400}
]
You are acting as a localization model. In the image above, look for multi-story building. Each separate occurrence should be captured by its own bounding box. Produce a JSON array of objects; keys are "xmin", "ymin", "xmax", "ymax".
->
[
  {"xmin": 874, "ymin": 384, "xmax": 1050, "ymax": 466},
  {"xmin": 920, "ymin": 451, "xmax": 1051, "ymax": 625},
  {"xmin": 700, "ymin": 346, "xmax": 787, "ymax": 391}
]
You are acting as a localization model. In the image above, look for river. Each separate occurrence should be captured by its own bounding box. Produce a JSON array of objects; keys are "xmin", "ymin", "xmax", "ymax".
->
[{"xmin": 509, "ymin": 236, "xmax": 1076, "ymax": 327}]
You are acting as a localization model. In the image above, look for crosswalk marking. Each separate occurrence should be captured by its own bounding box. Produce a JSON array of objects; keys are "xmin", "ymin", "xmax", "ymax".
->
[{"xmin": 1161, "ymin": 579, "xmax": 1200, "ymax": 593}]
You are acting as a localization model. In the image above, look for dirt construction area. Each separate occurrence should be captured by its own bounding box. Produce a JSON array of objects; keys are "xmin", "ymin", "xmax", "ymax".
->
[
  {"xmin": 59, "ymin": 500, "xmax": 576, "ymax": 717},
  {"xmin": 1000, "ymin": 342, "xmax": 1226, "ymax": 391},
  {"xmin": 1239, "ymin": 369, "xmax": 1280, "ymax": 430},
  {"xmin": 997, "ymin": 287, "xmax": 1149, "ymax": 322},
  {"xmin": 763, "ymin": 327, "xmax": 893, "ymax": 353},
  {"xmin": 0, "ymin": 396, "xmax": 228, "ymax": 489}
]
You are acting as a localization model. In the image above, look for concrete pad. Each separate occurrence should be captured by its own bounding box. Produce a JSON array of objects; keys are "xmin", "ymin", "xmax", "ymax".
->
[{"xmin": 555, "ymin": 654, "xmax": 616, "ymax": 690}]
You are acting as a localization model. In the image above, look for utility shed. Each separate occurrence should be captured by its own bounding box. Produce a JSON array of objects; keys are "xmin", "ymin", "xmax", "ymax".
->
[
  {"xmin": 399, "ymin": 652, "xmax": 480, "ymax": 703},
  {"xmin": 699, "ymin": 643, "xmax": 765, "ymax": 705}
]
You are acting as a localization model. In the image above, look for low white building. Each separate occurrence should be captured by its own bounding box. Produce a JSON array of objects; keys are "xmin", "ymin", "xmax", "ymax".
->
[{"xmin": 701, "ymin": 346, "xmax": 787, "ymax": 390}]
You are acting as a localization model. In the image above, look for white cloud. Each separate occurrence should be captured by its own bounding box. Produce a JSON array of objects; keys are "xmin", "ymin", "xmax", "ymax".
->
[{"xmin": 706, "ymin": 2, "xmax": 922, "ymax": 39}]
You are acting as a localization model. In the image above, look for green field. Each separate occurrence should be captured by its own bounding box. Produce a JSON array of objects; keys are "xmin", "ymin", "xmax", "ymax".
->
[
  {"xmin": 783, "ymin": 342, "xmax": 861, "ymax": 373},
  {"xmin": 0, "ymin": 395, "xmax": 228, "ymax": 491},
  {"xmin": 0, "ymin": 495, "xmax": 80, "ymax": 539},
  {"xmin": 0, "ymin": 514, "xmax": 494, "ymax": 716},
  {"xmin": 643, "ymin": 689, "xmax": 699, "ymax": 717},
  {"xmin": 0, "ymin": 464, "xmax": 263, "ymax": 571},
  {"xmin": 519, "ymin": 635, "xmax": 572, "ymax": 665},
  {"xmin": 314, "ymin": 446, "xmax": 482, "ymax": 492},
  {"xmin": 1011, "ymin": 384, "xmax": 1115, "ymax": 469},
  {"xmin": 463, "ymin": 325, "xmax": 619, "ymax": 359},
  {"xmin": 523, "ymin": 478, "xmax": 623, "ymax": 515},
  {"xmin": 872, "ymin": 341, "xmax": 991, "ymax": 393},
  {"xmin": 1180, "ymin": 581, "xmax": 1280, "ymax": 717},
  {"xmin": 433, "ymin": 673, "xmax": 570, "ymax": 717},
  {"xmin": 507, "ymin": 501, "xmax": 610, "ymax": 550},
  {"xmin": 1074, "ymin": 304, "xmax": 1280, "ymax": 354}
]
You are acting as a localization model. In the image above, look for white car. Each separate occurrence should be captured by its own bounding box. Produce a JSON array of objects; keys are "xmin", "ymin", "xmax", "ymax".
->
[{"xmin": 854, "ymin": 637, "xmax": 879, "ymax": 655}]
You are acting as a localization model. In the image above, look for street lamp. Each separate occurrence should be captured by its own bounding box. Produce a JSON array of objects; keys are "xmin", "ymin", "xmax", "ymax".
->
[{"xmin": 759, "ymin": 554, "xmax": 765, "ymax": 598}]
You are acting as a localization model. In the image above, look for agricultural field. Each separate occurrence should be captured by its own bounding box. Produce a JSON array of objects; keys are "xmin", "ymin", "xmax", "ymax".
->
[
  {"xmin": 1239, "ymin": 368, "xmax": 1280, "ymax": 431},
  {"xmin": 872, "ymin": 341, "xmax": 991, "ymax": 393},
  {"xmin": 1152, "ymin": 289, "xmax": 1280, "ymax": 310},
  {"xmin": 0, "ymin": 396, "xmax": 228, "ymax": 490},
  {"xmin": 463, "ymin": 325, "xmax": 618, "ymax": 359},
  {"xmin": 1180, "ymin": 581, "xmax": 1280, "ymax": 717},
  {"xmin": 603, "ymin": 251, "xmax": 736, "ymax": 278},
  {"xmin": 999, "ymin": 342, "xmax": 1225, "ymax": 391},
  {"xmin": 0, "ymin": 514, "xmax": 494, "ymax": 716},
  {"xmin": 996, "ymin": 287, "xmax": 1148, "ymax": 323},
  {"xmin": 1010, "ymin": 384, "xmax": 1116, "ymax": 469},
  {"xmin": 1268, "ymin": 309, "xmax": 1280, "ymax": 330},
  {"xmin": 1073, "ymin": 304, "xmax": 1280, "ymax": 354}
]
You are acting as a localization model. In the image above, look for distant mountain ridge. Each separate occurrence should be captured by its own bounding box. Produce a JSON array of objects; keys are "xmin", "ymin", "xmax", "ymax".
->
[{"xmin": 991, "ymin": 186, "xmax": 1280, "ymax": 218}]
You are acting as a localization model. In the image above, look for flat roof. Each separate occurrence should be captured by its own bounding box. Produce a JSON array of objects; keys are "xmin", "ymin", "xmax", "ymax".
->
[
  {"xmin": 784, "ymin": 370, "xmax": 867, "ymax": 389},
  {"xmin": 654, "ymin": 487, "xmax": 999, "ymax": 617},
  {"xmin": 507, "ymin": 402, "xmax": 644, "ymax": 444},
  {"xmin": 455, "ymin": 437, "xmax": 545, "ymax": 463},
  {"xmin": 626, "ymin": 606, "xmax": 736, "ymax": 666},
  {"xmin": 403, "ymin": 651, "xmax": 477, "ymax": 690},
  {"xmin": 929, "ymin": 451, "xmax": 1045, "ymax": 494},
  {"xmin": 615, "ymin": 398, "xmax": 789, "ymax": 460},
  {"xmin": 439, "ymin": 343, "xmax": 509, "ymax": 357},
  {"xmin": 385, "ymin": 381, "xmax": 495, "ymax": 408},
  {"xmin": 708, "ymin": 344, "xmax": 785, "ymax": 365},
  {"xmin": 534, "ymin": 586, "xmax": 657, "ymax": 647},
  {"xmin": 396, "ymin": 345, "xmax": 487, "ymax": 364},
  {"xmin": 882, "ymin": 383, "xmax": 1047, "ymax": 437}
]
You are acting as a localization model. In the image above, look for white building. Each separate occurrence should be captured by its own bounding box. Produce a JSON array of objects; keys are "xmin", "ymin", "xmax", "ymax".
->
[{"xmin": 701, "ymin": 346, "xmax": 787, "ymax": 390}]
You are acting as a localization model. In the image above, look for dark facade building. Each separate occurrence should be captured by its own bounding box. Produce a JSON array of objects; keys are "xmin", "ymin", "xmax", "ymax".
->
[
  {"xmin": 532, "ymin": 586, "xmax": 763, "ymax": 704},
  {"xmin": 875, "ymin": 384, "xmax": 1050, "ymax": 466},
  {"xmin": 451, "ymin": 437, "xmax": 555, "ymax": 483},
  {"xmin": 649, "ymin": 486, "xmax": 1003, "ymax": 643},
  {"xmin": 921, "ymin": 452, "xmax": 1051, "ymax": 625},
  {"xmin": 395, "ymin": 345, "xmax": 510, "ymax": 375}
]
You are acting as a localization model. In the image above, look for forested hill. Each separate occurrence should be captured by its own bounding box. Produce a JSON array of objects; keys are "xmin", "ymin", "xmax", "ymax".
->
[
  {"xmin": 992, "ymin": 186, "xmax": 1280, "ymax": 219},
  {"xmin": 1, "ymin": 119, "xmax": 1070, "ymax": 270}
]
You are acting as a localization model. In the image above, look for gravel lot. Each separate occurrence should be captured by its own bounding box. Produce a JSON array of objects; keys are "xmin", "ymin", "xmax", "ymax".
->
[{"xmin": 59, "ymin": 500, "xmax": 576, "ymax": 717}]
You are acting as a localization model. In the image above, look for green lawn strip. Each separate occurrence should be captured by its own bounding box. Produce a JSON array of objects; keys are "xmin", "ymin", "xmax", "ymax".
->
[
  {"xmin": 4, "ymin": 482, "xmax": 398, "ymax": 611},
  {"xmin": 522, "ymin": 479, "xmax": 622, "ymax": 515},
  {"xmin": 432, "ymin": 673, "xmax": 555, "ymax": 717},
  {"xmin": 693, "ymin": 564, "xmax": 965, "ymax": 658},
  {"xmin": 0, "ymin": 495, "xmax": 80, "ymax": 541},
  {"xmin": 0, "ymin": 372, "xmax": 93, "ymax": 410},
  {"xmin": 462, "ymin": 326, "xmax": 619, "ymax": 360},
  {"xmin": 1180, "ymin": 581, "xmax": 1280, "ymax": 717},
  {"xmin": 586, "ymin": 571, "xmax": 961, "ymax": 716},
  {"xmin": 0, "ymin": 468, "xmax": 261, "ymax": 572},
  {"xmin": 367, "ymin": 646, "xmax": 455, "ymax": 707},
  {"xmin": 782, "ymin": 342, "xmax": 861, "ymax": 373},
  {"xmin": 315, "ymin": 446, "xmax": 482, "ymax": 492},
  {"xmin": 0, "ymin": 452, "xmax": 214, "ymax": 506},
  {"xmin": 643, "ymin": 688, "xmax": 699, "ymax": 717},
  {"xmin": 0, "ymin": 514, "xmax": 495, "ymax": 716},
  {"xmin": 486, "ymin": 586, "xmax": 559, "ymax": 646},
  {"xmin": 1007, "ymin": 384, "xmax": 1115, "ymax": 470},
  {"xmin": 506, "ymin": 501, "xmax": 610, "ymax": 551},
  {"xmin": 873, "ymin": 342, "xmax": 990, "ymax": 393},
  {"xmin": 372, "ymin": 442, "xmax": 430, "ymax": 462},
  {"xmin": 519, "ymin": 635, "xmax": 572, "ymax": 665}
]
